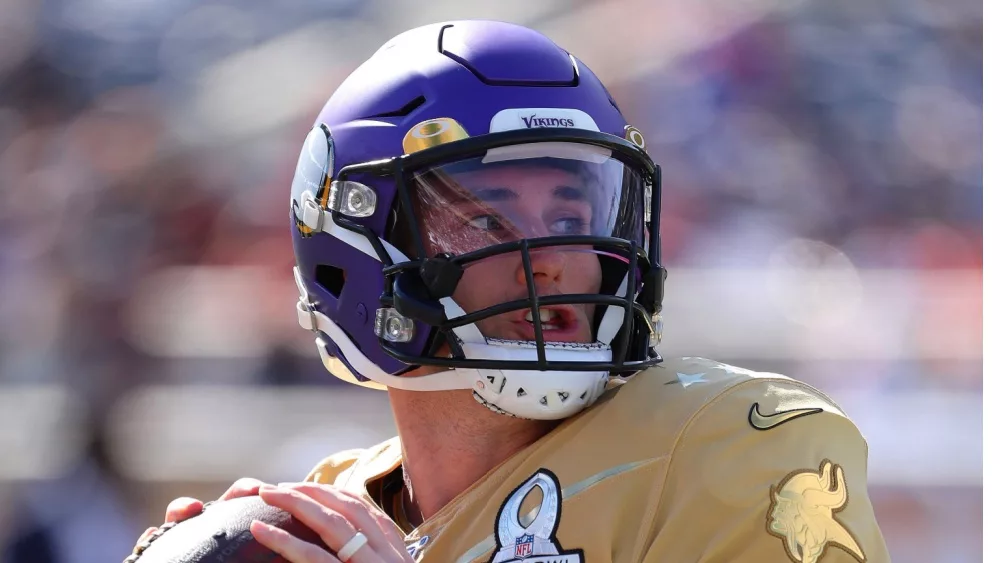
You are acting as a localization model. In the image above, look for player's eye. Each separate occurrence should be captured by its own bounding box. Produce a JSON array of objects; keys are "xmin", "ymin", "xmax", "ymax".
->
[
  {"xmin": 467, "ymin": 214, "xmax": 505, "ymax": 231},
  {"xmin": 550, "ymin": 216, "xmax": 586, "ymax": 235}
]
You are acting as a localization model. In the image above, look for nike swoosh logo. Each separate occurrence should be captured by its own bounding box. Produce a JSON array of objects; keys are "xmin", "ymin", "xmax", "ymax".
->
[{"xmin": 748, "ymin": 402, "xmax": 823, "ymax": 430}]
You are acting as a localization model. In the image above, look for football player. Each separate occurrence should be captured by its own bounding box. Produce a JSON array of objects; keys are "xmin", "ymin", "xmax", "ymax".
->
[{"xmin": 133, "ymin": 20, "xmax": 890, "ymax": 563}]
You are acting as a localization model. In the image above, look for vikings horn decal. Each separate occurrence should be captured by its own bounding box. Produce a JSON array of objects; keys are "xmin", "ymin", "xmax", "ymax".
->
[
  {"xmin": 623, "ymin": 125, "xmax": 646, "ymax": 151},
  {"xmin": 767, "ymin": 460, "xmax": 865, "ymax": 563},
  {"xmin": 490, "ymin": 469, "xmax": 583, "ymax": 563},
  {"xmin": 290, "ymin": 125, "xmax": 334, "ymax": 236}
]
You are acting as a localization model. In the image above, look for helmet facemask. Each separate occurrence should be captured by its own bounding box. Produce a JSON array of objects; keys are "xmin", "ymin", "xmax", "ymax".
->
[{"xmin": 295, "ymin": 128, "xmax": 665, "ymax": 420}]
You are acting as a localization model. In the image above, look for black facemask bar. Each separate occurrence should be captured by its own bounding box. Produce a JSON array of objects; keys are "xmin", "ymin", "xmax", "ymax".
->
[
  {"xmin": 380, "ymin": 234, "xmax": 657, "ymax": 373},
  {"xmin": 319, "ymin": 127, "xmax": 666, "ymax": 376}
]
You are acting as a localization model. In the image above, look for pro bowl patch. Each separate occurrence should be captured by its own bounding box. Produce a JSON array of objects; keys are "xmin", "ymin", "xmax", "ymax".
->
[{"xmin": 489, "ymin": 469, "xmax": 583, "ymax": 563}]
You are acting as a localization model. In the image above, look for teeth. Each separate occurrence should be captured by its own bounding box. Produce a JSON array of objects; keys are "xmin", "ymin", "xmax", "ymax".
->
[{"xmin": 525, "ymin": 309, "xmax": 555, "ymax": 323}]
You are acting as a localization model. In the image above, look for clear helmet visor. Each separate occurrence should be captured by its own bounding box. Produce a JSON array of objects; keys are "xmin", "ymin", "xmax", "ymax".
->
[
  {"xmin": 411, "ymin": 142, "xmax": 645, "ymax": 252},
  {"xmin": 405, "ymin": 142, "xmax": 649, "ymax": 347}
]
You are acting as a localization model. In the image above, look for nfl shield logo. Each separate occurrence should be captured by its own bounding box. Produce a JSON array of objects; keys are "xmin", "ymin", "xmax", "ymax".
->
[{"xmin": 514, "ymin": 534, "xmax": 534, "ymax": 559}]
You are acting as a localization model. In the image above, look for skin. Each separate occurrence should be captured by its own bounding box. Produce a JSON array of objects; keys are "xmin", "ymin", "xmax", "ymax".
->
[{"xmin": 137, "ymin": 164, "xmax": 604, "ymax": 563}]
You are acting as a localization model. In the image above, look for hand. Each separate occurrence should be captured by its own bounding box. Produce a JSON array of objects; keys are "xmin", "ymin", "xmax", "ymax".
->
[
  {"xmin": 251, "ymin": 482, "xmax": 414, "ymax": 563},
  {"xmin": 134, "ymin": 477, "xmax": 268, "ymax": 548}
]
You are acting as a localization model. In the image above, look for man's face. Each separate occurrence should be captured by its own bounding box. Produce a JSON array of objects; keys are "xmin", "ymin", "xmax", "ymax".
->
[{"xmin": 414, "ymin": 163, "xmax": 602, "ymax": 344}]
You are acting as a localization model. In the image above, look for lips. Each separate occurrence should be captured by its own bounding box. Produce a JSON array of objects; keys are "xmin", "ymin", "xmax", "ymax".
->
[{"xmin": 510, "ymin": 304, "xmax": 589, "ymax": 342}]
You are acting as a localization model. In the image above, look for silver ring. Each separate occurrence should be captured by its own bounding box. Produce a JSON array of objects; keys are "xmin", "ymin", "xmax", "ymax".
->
[{"xmin": 336, "ymin": 531, "xmax": 368, "ymax": 562}]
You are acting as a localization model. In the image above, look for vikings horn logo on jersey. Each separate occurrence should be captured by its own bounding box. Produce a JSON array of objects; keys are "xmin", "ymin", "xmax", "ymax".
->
[
  {"xmin": 490, "ymin": 469, "xmax": 584, "ymax": 563},
  {"xmin": 767, "ymin": 460, "xmax": 866, "ymax": 563}
]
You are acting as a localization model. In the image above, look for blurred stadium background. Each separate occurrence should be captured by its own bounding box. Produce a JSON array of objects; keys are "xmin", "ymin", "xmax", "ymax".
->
[{"xmin": 0, "ymin": 0, "xmax": 982, "ymax": 561}]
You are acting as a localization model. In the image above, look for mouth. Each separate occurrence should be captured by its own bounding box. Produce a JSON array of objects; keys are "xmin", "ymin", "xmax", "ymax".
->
[{"xmin": 512, "ymin": 305, "xmax": 585, "ymax": 342}]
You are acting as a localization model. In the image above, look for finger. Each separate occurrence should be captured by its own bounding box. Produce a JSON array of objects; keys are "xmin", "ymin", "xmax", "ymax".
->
[
  {"xmin": 251, "ymin": 520, "xmax": 340, "ymax": 563},
  {"xmin": 219, "ymin": 477, "xmax": 268, "ymax": 501},
  {"xmin": 164, "ymin": 497, "xmax": 203, "ymax": 523},
  {"xmin": 257, "ymin": 486, "xmax": 381, "ymax": 562},
  {"xmin": 277, "ymin": 484, "xmax": 400, "ymax": 552},
  {"xmin": 366, "ymin": 501, "xmax": 409, "ymax": 560},
  {"xmin": 298, "ymin": 487, "xmax": 408, "ymax": 559}
]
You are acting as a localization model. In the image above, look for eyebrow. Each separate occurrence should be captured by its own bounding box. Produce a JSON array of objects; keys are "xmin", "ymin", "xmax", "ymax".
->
[
  {"xmin": 553, "ymin": 185, "xmax": 587, "ymax": 201},
  {"xmin": 470, "ymin": 187, "xmax": 518, "ymax": 202}
]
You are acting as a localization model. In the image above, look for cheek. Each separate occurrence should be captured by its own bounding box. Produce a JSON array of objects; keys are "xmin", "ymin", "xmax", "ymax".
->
[
  {"xmin": 452, "ymin": 259, "xmax": 508, "ymax": 313},
  {"xmin": 566, "ymin": 252, "xmax": 602, "ymax": 293}
]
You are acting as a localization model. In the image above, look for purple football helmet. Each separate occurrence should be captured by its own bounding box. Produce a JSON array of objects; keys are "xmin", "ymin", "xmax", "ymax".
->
[{"xmin": 290, "ymin": 20, "xmax": 665, "ymax": 420}]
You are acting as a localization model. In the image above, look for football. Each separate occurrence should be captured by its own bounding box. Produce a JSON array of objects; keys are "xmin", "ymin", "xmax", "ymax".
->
[{"xmin": 126, "ymin": 496, "xmax": 329, "ymax": 563}]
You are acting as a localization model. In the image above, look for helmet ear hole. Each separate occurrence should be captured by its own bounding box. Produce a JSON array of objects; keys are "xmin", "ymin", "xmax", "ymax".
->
[{"xmin": 316, "ymin": 265, "xmax": 346, "ymax": 298}]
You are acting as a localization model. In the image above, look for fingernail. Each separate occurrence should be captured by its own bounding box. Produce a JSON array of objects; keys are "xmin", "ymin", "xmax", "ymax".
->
[
  {"xmin": 258, "ymin": 484, "xmax": 276, "ymax": 491},
  {"xmin": 277, "ymin": 482, "xmax": 298, "ymax": 488}
]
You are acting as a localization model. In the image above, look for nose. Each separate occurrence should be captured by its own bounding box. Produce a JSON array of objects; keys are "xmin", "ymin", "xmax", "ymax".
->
[{"xmin": 515, "ymin": 249, "xmax": 566, "ymax": 288}]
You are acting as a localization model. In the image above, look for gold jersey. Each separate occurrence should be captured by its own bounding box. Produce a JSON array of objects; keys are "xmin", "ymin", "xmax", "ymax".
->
[{"xmin": 305, "ymin": 357, "xmax": 890, "ymax": 563}]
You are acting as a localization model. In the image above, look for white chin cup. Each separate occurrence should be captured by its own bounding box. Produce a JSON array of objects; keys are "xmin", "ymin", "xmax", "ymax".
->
[
  {"xmin": 469, "ymin": 368, "xmax": 610, "ymax": 420},
  {"xmin": 458, "ymin": 339, "xmax": 612, "ymax": 420}
]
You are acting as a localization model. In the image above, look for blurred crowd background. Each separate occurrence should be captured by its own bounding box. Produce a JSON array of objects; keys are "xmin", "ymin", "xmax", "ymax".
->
[{"xmin": 0, "ymin": 0, "xmax": 982, "ymax": 561}]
